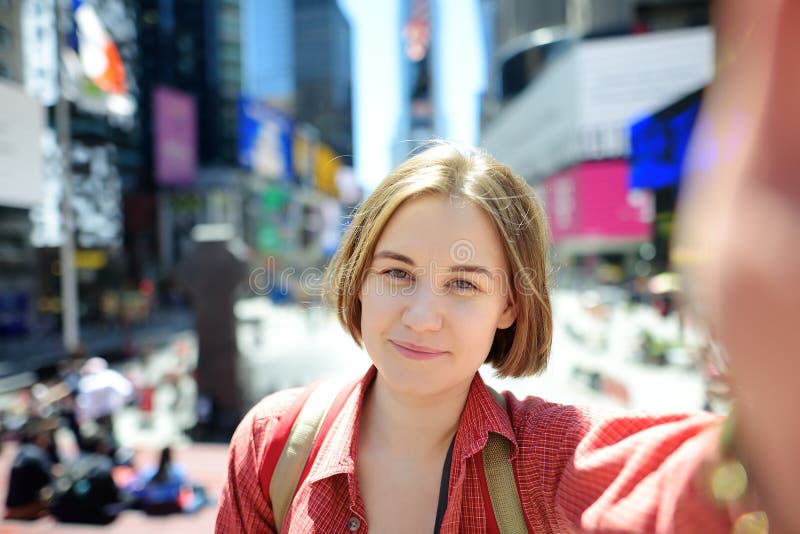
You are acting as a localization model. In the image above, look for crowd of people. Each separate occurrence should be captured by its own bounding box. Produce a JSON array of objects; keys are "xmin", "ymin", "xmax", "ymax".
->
[{"xmin": 0, "ymin": 350, "xmax": 210, "ymax": 524}]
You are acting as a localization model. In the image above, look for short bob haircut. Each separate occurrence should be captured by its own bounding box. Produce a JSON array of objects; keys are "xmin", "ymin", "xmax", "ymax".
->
[{"xmin": 325, "ymin": 142, "xmax": 552, "ymax": 378}]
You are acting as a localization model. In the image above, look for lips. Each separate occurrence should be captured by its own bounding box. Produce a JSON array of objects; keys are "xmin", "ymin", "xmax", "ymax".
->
[{"xmin": 389, "ymin": 339, "xmax": 448, "ymax": 361}]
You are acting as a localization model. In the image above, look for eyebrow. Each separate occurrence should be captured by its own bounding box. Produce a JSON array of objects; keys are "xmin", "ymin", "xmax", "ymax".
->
[{"xmin": 373, "ymin": 250, "xmax": 494, "ymax": 276}]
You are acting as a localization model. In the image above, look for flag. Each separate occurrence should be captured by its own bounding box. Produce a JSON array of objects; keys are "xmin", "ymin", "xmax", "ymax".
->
[{"xmin": 72, "ymin": 0, "xmax": 127, "ymax": 94}]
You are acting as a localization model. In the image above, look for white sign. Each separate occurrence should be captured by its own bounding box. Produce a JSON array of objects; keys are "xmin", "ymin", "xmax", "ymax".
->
[
  {"xmin": 22, "ymin": 0, "xmax": 59, "ymax": 107},
  {"xmin": 481, "ymin": 27, "xmax": 714, "ymax": 182},
  {"xmin": 29, "ymin": 129, "xmax": 63, "ymax": 247},
  {"xmin": 0, "ymin": 80, "xmax": 45, "ymax": 208},
  {"xmin": 577, "ymin": 27, "xmax": 715, "ymax": 159}
]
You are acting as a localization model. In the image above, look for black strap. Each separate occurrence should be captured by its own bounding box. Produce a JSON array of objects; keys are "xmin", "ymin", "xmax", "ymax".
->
[{"xmin": 433, "ymin": 435, "xmax": 456, "ymax": 534}]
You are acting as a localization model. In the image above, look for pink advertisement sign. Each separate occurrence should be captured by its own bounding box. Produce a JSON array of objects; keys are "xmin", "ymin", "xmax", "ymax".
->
[
  {"xmin": 544, "ymin": 160, "xmax": 652, "ymax": 244},
  {"xmin": 153, "ymin": 86, "xmax": 197, "ymax": 186}
]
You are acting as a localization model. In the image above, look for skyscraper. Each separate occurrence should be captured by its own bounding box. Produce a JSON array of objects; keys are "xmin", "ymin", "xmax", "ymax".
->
[
  {"xmin": 293, "ymin": 0, "xmax": 352, "ymax": 162},
  {"xmin": 137, "ymin": 0, "xmax": 241, "ymax": 169},
  {"xmin": 240, "ymin": 0, "xmax": 294, "ymax": 106},
  {"xmin": 241, "ymin": 0, "xmax": 353, "ymax": 149}
]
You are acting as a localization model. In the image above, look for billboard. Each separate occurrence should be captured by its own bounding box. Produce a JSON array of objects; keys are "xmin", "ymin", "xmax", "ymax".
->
[
  {"xmin": 544, "ymin": 160, "xmax": 652, "ymax": 247},
  {"xmin": 22, "ymin": 0, "xmax": 59, "ymax": 107},
  {"xmin": 238, "ymin": 97, "xmax": 294, "ymax": 181},
  {"xmin": 577, "ymin": 27, "xmax": 713, "ymax": 160},
  {"xmin": 482, "ymin": 27, "xmax": 714, "ymax": 182},
  {"xmin": 314, "ymin": 143, "xmax": 340, "ymax": 196},
  {"xmin": 153, "ymin": 86, "xmax": 197, "ymax": 186},
  {"xmin": 629, "ymin": 90, "xmax": 702, "ymax": 190},
  {"xmin": 61, "ymin": 0, "xmax": 138, "ymax": 124},
  {"xmin": 72, "ymin": 0, "xmax": 128, "ymax": 95},
  {"xmin": 70, "ymin": 141, "xmax": 123, "ymax": 248},
  {"xmin": 0, "ymin": 80, "xmax": 44, "ymax": 208}
]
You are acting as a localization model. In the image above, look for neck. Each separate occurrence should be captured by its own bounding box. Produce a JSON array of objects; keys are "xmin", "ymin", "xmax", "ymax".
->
[{"xmin": 360, "ymin": 371, "xmax": 472, "ymax": 461}]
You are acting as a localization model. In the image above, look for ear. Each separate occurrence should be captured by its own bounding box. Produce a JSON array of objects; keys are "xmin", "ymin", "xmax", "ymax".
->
[{"xmin": 496, "ymin": 296, "xmax": 517, "ymax": 330}]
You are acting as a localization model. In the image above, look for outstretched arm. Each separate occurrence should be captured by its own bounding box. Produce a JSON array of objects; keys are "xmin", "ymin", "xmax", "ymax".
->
[{"xmin": 676, "ymin": 0, "xmax": 800, "ymax": 531}]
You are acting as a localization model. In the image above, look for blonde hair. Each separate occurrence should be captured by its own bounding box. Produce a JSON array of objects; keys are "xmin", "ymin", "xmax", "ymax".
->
[{"xmin": 325, "ymin": 142, "xmax": 552, "ymax": 377}]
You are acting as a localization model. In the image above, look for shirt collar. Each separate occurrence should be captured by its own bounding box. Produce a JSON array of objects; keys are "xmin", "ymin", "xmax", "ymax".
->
[
  {"xmin": 454, "ymin": 370, "xmax": 518, "ymax": 462},
  {"xmin": 303, "ymin": 365, "xmax": 518, "ymax": 487}
]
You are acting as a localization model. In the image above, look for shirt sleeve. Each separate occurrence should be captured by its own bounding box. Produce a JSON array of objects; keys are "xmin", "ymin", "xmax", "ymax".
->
[
  {"xmin": 553, "ymin": 410, "xmax": 737, "ymax": 533},
  {"xmin": 215, "ymin": 403, "xmax": 279, "ymax": 533}
]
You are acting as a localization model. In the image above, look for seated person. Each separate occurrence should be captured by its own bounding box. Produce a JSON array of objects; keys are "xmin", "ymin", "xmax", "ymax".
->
[
  {"xmin": 124, "ymin": 447, "xmax": 208, "ymax": 514},
  {"xmin": 47, "ymin": 425, "xmax": 129, "ymax": 525},
  {"xmin": 4, "ymin": 416, "xmax": 59, "ymax": 520}
]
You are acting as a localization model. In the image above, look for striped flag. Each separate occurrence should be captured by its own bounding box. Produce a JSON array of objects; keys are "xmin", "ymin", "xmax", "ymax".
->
[{"xmin": 72, "ymin": 0, "xmax": 127, "ymax": 94}]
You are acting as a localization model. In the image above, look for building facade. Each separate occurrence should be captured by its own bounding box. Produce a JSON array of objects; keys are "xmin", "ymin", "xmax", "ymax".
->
[
  {"xmin": 293, "ymin": 0, "xmax": 352, "ymax": 162},
  {"xmin": 481, "ymin": 0, "xmax": 711, "ymax": 281}
]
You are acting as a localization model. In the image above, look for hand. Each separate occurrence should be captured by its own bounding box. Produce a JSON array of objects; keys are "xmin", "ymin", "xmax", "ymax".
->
[{"xmin": 675, "ymin": 1, "xmax": 800, "ymax": 531}]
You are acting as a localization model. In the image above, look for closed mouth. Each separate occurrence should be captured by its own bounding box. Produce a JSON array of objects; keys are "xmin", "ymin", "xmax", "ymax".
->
[
  {"xmin": 389, "ymin": 340, "xmax": 448, "ymax": 361},
  {"xmin": 390, "ymin": 339, "xmax": 446, "ymax": 354}
]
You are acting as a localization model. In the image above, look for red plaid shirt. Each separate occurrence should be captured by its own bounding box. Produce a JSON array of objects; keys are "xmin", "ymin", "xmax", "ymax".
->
[{"xmin": 216, "ymin": 366, "xmax": 736, "ymax": 533}]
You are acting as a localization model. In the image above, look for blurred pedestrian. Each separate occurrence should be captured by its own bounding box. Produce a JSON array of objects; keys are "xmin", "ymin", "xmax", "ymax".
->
[
  {"xmin": 48, "ymin": 447, "xmax": 128, "ymax": 525},
  {"xmin": 123, "ymin": 446, "xmax": 210, "ymax": 515},
  {"xmin": 75, "ymin": 356, "xmax": 134, "ymax": 450},
  {"xmin": 61, "ymin": 344, "xmax": 87, "ymax": 394},
  {"xmin": 4, "ymin": 415, "xmax": 59, "ymax": 520},
  {"xmin": 43, "ymin": 416, "xmax": 131, "ymax": 525}
]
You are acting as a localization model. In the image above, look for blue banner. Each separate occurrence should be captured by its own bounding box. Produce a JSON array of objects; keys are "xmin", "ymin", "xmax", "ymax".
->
[
  {"xmin": 629, "ymin": 90, "xmax": 702, "ymax": 191},
  {"xmin": 238, "ymin": 97, "xmax": 294, "ymax": 181}
]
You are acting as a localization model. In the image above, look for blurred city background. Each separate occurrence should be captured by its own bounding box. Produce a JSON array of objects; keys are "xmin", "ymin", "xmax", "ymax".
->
[{"xmin": 0, "ymin": 0, "xmax": 721, "ymax": 529}]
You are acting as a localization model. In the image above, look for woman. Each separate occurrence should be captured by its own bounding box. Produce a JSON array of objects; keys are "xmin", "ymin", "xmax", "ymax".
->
[{"xmin": 216, "ymin": 143, "xmax": 759, "ymax": 533}]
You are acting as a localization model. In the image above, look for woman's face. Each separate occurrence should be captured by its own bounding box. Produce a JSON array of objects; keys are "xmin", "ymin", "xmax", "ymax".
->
[{"xmin": 359, "ymin": 193, "xmax": 516, "ymax": 397}]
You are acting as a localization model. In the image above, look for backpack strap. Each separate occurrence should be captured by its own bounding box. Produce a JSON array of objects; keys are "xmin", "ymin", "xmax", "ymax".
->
[
  {"xmin": 260, "ymin": 379, "xmax": 527, "ymax": 533},
  {"xmin": 259, "ymin": 378, "xmax": 360, "ymax": 532},
  {"xmin": 482, "ymin": 386, "xmax": 528, "ymax": 534},
  {"xmin": 259, "ymin": 381, "xmax": 320, "ymax": 506}
]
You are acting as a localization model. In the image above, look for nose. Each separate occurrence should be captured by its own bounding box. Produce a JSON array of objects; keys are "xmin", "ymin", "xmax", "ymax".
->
[{"xmin": 401, "ymin": 284, "xmax": 443, "ymax": 332}]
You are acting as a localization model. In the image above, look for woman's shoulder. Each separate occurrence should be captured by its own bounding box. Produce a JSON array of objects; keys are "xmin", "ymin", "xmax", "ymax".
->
[
  {"xmin": 229, "ymin": 384, "xmax": 316, "ymax": 457},
  {"xmin": 245, "ymin": 385, "xmax": 311, "ymax": 423}
]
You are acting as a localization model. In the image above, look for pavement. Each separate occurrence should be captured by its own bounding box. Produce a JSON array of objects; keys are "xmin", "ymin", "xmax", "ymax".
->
[{"xmin": 0, "ymin": 442, "xmax": 228, "ymax": 533}]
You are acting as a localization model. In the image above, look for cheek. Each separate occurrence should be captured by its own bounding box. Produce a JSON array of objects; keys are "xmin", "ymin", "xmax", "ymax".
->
[
  {"xmin": 361, "ymin": 277, "xmax": 400, "ymax": 312},
  {"xmin": 359, "ymin": 277, "xmax": 400, "ymax": 335},
  {"xmin": 447, "ymin": 299, "xmax": 504, "ymax": 353}
]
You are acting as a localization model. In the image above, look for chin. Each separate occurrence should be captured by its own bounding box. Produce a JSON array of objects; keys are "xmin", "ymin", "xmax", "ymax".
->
[{"xmin": 374, "ymin": 356, "xmax": 449, "ymax": 394}]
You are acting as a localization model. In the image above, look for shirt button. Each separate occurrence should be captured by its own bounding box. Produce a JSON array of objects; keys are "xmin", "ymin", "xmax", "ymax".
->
[{"xmin": 347, "ymin": 516, "xmax": 361, "ymax": 531}]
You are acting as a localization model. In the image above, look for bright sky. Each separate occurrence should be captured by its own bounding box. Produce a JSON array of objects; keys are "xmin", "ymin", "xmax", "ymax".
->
[{"xmin": 338, "ymin": 0, "xmax": 487, "ymax": 192}]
